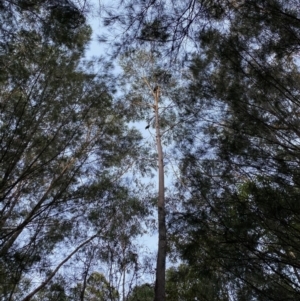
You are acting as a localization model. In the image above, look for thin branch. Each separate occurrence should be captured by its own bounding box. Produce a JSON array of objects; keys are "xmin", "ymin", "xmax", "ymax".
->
[{"xmin": 21, "ymin": 234, "xmax": 99, "ymax": 301}]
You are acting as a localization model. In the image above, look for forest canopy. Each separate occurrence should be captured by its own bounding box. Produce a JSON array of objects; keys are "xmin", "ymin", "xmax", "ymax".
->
[{"xmin": 1, "ymin": 0, "xmax": 300, "ymax": 300}]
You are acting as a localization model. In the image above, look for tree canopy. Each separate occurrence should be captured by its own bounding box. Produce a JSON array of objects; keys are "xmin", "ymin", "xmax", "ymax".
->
[
  {"xmin": 168, "ymin": 0, "xmax": 300, "ymax": 300},
  {"xmin": 0, "ymin": 1, "xmax": 146, "ymax": 299},
  {"xmin": 2, "ymin": 0, "xmax": 300, "ymax": 300}
]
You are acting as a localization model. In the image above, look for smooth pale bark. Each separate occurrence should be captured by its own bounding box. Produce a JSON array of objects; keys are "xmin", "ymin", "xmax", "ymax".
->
[{"xmin": 153, "ymin": 87, "xmax": 166, "ymax": 301}]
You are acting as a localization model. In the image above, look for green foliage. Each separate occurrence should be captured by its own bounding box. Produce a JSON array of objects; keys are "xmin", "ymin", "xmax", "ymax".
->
[
  {"xmin": 32, "ymin": 276, "xmax": 69, "ymax": 301},
  {"xmin": 111, "ymin": 0, "xmax": 300, "ymax": 300},
  {"xmin": 166, "ymin": 264, "xmax": 225, "ymax": 301},
  {"xmin": 84, "ymin": 272, "xmax": 119, "ymax": 301},
  {"xmin": 70, "ymin": 272, "xmax": 119, "ymax": 301},
  {"xmin": 168, "ymin": 1, "xmax": 300, "ymax": 300},
  {"xmin": 0, "ymin": 0, "xmax": 88, "ymax": 51},
  {"xmin": 6, "ymin": 0, "xmax": 300, "ymax": 300},
  {"xmin": 127, "ymin": 283, "xmax": 153, "ymax": 301},
  {"xmin": 0, "ymin": 3, "xmax": 146, "ymax": 300},
  {"xmin": 139, "ymin": 18, "xmax": 170, "ymax": 42}
]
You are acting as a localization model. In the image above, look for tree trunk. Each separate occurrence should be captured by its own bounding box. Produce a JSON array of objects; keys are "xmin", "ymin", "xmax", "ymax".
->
[{"xmin": 153, "ymin": 86, "xmax": 166, "ymax": 301}]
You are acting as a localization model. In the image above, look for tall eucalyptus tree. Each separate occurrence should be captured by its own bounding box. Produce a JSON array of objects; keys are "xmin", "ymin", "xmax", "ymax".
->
[
  {"xmin": 0, "ymin": 3, "xmax": 147, "ymax": 300},
  {"xmin": 100, "ymin": 0, "xmax": 300, "ymax": 299},
  {"xmin": 170, "ymin": 1, "xmax": 300, "ymax": 300},
  {"xmin": 119, "ymin": 49, "xmax": 185, "ymax": 301}
]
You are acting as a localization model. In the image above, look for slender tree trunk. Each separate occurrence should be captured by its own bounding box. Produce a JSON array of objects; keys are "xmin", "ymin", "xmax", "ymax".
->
[
  {"xmin": 153, "ymin": 86, "xmax": 166, "ymax": 301},
  {"xmin": 80, "ymin": 249, "xmax": 95, "ymax": 301},
  {"xmin": 122, "ymin": 242, "xmax": 126, "ymax": 301}
]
